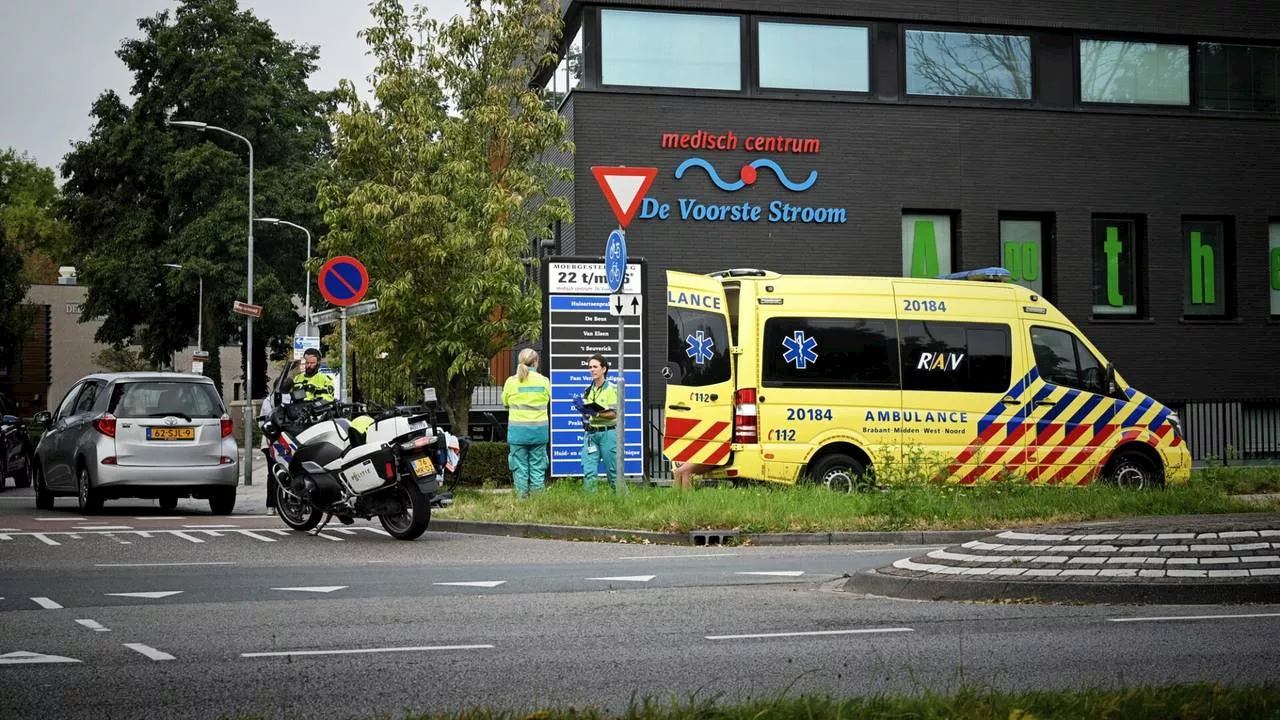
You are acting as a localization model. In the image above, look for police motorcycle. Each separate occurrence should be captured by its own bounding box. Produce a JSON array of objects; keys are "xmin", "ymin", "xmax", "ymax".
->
[{"xmin": 258, "ymin": 387, "xmax": 466, "ymax": 541}]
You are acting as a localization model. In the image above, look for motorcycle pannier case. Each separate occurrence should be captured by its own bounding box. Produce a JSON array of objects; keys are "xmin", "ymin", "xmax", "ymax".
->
[{"xmin": 336, "ymin": 445, "xmax": 399, "ymax": 495}]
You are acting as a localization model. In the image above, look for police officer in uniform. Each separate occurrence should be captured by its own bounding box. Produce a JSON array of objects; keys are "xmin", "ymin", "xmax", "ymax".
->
[{"xmin": 293, "ymin": 348, "xmax": 336, "ymax": 402}]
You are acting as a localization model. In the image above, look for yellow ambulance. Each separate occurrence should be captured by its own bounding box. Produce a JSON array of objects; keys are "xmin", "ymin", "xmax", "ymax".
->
[{"xmin": 661, "ymin": 267, "xmax": 1191, "ymax": 490}]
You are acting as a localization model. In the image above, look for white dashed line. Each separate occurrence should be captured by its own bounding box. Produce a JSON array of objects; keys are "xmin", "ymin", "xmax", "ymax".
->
[
  {"xmin": 706, "ymin": 628, "xmax": 914, "ymax": 641},
  {"xmin": 76, "ymin": 619, "xmax": 110, "ymax": 632},
  {"xmin": 736, "ymin": 571, "xmax": 805, "ymax": 577},
  {"xmin": 618, "ymin": 552, "xmax": 739, "ymax": 560},
  {"xmin": 183, "ymin": 524, "xmax": 238, "ymax": 529},
  {"xmin": 73, "ymin": 525, "xmax": 133, "ymax": 531},
  {"xmin": 31, "ymin": 533, "xmax": 60, "ymax": 546},
  {"xmin": 31, "ymin": 597, "xmax": 63, "ymax": 610},
  {"xmin": 141, "ymin": 517, "xmax": 184, "ymax": 520},
  {"xmin": 1110, "ymin": 612, "xmax": 1280, "ymax": 623},
  {"xmin": 35, "ymin": 517, "xmax": 86, "ymax": 522},
  {"xmin": 96, "ymin": 562, "xmax": 236, "ymax": 567},
  {"xmin": 587, "ymin": 575, "xmax": 655, "ymax": 582},
  {"xmin": 242, "ymin": 644, "xmax": 492, "ymax": 658},
  {"xmin": 123, "ymin": 643, "xmax": 175, "ymax": 661},
  {"xmin": 434, "ymin": 581, "xmax": 506, "ymax": 588},
  {"xmin": 236, "ymin": 530, "xmax": 278, "ymax": 542},
  {"xmin": 168, "ymin": 531, "xmax": 205, "ymax": 543}
]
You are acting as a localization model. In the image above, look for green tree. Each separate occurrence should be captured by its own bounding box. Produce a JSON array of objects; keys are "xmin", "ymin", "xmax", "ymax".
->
[
  {"xmin": 60, "ymin": 0, "xmax": 333, "ymax": 398},
  {"xmin": 319, "ymin": 0, "xmax": 572, "ymax": 431}
]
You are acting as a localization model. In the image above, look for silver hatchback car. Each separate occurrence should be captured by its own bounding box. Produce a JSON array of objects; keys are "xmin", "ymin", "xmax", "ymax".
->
[{"xmin": 31, "ymin": 372, "xmax": 239, "ymax": 513}]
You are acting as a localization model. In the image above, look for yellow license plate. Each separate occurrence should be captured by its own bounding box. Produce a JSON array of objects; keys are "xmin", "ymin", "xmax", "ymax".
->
[
  {"xmin": 147, "ymin": 427, "xmax": 195, "ymax": 441},
  {"xmin": 412, "ymin": 457, "xmax": 435, "ymax": 477}
]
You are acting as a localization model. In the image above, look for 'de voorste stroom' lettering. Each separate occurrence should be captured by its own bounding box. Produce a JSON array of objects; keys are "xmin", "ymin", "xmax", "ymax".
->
[{"xmin": 639, "ymin": 197, "xmax": 847, "ymax": 225}]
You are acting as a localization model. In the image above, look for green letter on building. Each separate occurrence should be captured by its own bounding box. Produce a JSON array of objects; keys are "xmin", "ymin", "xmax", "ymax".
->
[
  {"xmin": 1271, "ymin": 247, "xmax": 1280, "ymax": 291},
  {"xmin": 1104, "ymin": 226, "xmax": 1125, "ymax": 307},
  {"xmin": 1189, "ymin": 230, "xmax": 1216, "ymax": 304},
  {"xmin": 911, "ymin": 220, "xmax": 939, "ymax": 278}
]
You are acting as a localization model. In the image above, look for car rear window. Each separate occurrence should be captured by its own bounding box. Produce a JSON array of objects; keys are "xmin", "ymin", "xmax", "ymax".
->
[{"xmin": 109, "ymin": 382, "xmax": 226, "ymax": 418}]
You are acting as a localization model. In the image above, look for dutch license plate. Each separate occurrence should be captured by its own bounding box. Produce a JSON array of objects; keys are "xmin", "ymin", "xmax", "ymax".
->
[
  {"xmin": 412, "ymin": 457, "xmax": 435, "ymax": 477},
  {"xmin": 147, "ymin": 427, "xmax": 195, "ymax": 441}
]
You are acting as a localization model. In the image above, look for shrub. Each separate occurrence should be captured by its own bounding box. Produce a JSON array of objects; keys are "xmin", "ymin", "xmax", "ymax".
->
[
  {"xmin": 1193, "ymin": 464, "xmax": 1280, "ymax": 494},
  {"xmin": 458, "ymin": 441, "xmax": 511, "ymax": 487}
]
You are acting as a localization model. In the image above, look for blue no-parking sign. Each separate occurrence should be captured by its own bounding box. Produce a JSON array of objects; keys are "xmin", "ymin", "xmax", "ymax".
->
[{"xmin": 317, "ymin": 256, "xmax": 369, "ymax": 307}]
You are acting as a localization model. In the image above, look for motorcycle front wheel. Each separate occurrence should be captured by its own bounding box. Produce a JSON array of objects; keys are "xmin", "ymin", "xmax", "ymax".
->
[
  {"xmin": 276, "ymin": 480, "xmax": 323, "ymax": 532},
  {"xmin": 379, "ymin": 483, "xmax": 431, "ymax": 541}
]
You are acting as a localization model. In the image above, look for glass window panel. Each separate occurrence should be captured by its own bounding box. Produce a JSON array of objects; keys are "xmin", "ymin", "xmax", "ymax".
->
[
  {"xmin": 1182, "ymin": 220, "xmax": 1229, "ymax": 317},
  {"xmin": 759, "ymin": 22, "xmax": 869, "ymax": 92},
  {"xmin": 905, "ymin": 29, "xmax": 1032, "ymax": 99},
  {"xmin": 1091, "ymin": 218, "xmax": 1141, "ymax": 316},
  {"xmin": 899, "ymin": 321, "xmax": 1011, "ymax": 393},
  {"xmin": 1000, "ymin": 219, "xmax": 1044, "ymax": 294},
  {"xmin": 1199, "ymin": 43, "xmax": 1280, "ymax": 114},
  {"xmin": 1080, "ymin": 40, "xmax": 1189, "ymax": 105},
  {"xmin": 762, "ymin": 317, "xmax": 898, "ymax": 388},
  {"xmin": 1270, "ymin": 222, "xmax": 1280, "ymax": 316},
  {"xmin": 601, "ymin": 9, "xmax": 740, "ymax": 90},
  {"xmin": 902, "ymin": 214, "xmax": 953, "ymax": 278}
]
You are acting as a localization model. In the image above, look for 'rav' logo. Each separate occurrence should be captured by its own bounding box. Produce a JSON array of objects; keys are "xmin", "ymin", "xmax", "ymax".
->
[{"xmin": 917, "ymin": 352, "xmax": 965, "ymax": 371}]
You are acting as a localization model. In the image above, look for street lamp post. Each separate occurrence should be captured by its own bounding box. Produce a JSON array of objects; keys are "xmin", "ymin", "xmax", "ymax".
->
[
  {"xmin": 166, "ymin": 119, "xmax": 255, "ymax": 487},
  {"xmin": 254, "ymin": 218, "xmax": 312, "ymax": 333},
  {"xmin": 162, "ymin": 263, "xmax": 203, "ymax": 350}
]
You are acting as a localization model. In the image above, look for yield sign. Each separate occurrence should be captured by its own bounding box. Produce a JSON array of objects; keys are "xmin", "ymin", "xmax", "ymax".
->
[{"xmin": 591, "ymin": 166, "xmax": 657, "ymax": 229}]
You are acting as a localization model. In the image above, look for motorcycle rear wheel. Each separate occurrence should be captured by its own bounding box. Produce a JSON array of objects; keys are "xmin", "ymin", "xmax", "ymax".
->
[
  {"xmin": 379, "ymin": 484, "xmax": 430, "ymax": 541},
  {"xmin": 276, "ymin": 481, "xmax": 323, "ymax": 532}
]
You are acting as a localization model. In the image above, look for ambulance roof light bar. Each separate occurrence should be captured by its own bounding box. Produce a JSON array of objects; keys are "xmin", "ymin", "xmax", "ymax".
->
[{"xmin": 939, "ymin": 267, "xmax": 1013, "ymax": 282}]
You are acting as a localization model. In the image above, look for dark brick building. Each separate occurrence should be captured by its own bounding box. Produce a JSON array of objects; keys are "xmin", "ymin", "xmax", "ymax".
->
[{"xmin": 539, "ymin": 0, "xmax": 1280, "ymax": 460}]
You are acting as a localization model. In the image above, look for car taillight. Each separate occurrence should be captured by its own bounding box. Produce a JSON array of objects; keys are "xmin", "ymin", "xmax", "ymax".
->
[
  {"xmin": 101, "ymin": 456, "xmax": 118, "ymax": 465},
  {"xmin": 220, "ymin": 456, "xmax": 234, "ymax": 464},
  {"xmin": 221, "ymin": 416, "xmax": 233, "ymax": 438},
  {"xmin": 734, "ymin": 388, "xmax": 758, "ymax": 444},
  {"xmin": 94, "ymin": 414, "xmax": 117, "ymax": 438}
]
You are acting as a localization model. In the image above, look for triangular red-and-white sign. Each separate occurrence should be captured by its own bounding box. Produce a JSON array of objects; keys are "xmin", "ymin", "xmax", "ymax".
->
[{"xmin": 591, "ymin": 166, "xmax": 658, "ymax": 229}]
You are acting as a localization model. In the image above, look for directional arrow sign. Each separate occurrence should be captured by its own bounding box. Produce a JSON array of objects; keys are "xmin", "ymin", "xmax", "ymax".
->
[
  {"xmin": 608, "ymin": 294, "xmax": 642, "ymax": 316},
  {"xmin": 432, "ymin": 581, "xmax": 507, "ymax": 588},
  {"xmin": 0, "ymin": 650, "xmax": 82, "ymax": 664},
  {"xmin": 272, "ymin": 586, "xmax": 348, "ymax": 593},
  {"xmin": 106, "ymin": 591, "xmax": 184, "ymax": 599},
  {"xmin": 586, "ymin": 575, "xmax": 655, "ymax": 583},
  {"xmin": 591, "ymin": 166, "xmax": 657, "ymax": 229}
]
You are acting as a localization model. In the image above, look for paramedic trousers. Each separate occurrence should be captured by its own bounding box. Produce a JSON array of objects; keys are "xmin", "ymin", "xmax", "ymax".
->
[
  {"xmin": 581, "ymin": 426, "xmax": 618, "ymax": 493},
  {"xmin": 508, "ymin": 443, "xmax": 548, "ymax": 498}
]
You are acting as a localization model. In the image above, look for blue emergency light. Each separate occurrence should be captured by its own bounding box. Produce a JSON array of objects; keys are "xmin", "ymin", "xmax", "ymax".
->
[{"xmin": 938, "ymin": 267, "xmax": 1013, "ymax": 282}]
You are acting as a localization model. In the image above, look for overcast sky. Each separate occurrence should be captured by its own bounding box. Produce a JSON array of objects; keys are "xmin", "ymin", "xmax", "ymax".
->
[{"xmin": 0, "ymin": 0, "xmax": 470, "ymax": 171}]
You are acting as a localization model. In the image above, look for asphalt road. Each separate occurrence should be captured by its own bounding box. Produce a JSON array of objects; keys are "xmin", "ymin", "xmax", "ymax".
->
[{"xmin": 2, "ymin": 494, "xmax": 1279, "ymax": 720}]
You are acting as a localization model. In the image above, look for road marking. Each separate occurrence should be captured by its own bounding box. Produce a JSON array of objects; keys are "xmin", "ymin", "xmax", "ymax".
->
[
  {"xmin": 73, "ymin": 525, "xmax": 133, "ymax": 531},
  {"xmin": 31, "ymin": 597, "xmax": 62, "ymax": 609},
  {"xmin": 272, "ymin": 586, "xmax": 348, "ymax": 593},
  {"xmin": 123, "ymin": 643, "xmax": 175, "ymax": 661},
  {"xmin": 103, "ymin": 533, "xmax": 133, "ymax": 545},
  {"xmin": 0, "ymin": 650, "xmax": 81, "ymax": 664},
  {"xmin": 1109, "ymin": 612, "xmax": 1280, "ymax": 623},
  {"xmin": 619, "ymin": 552, "xmax": 739, "ymax": 560},
  {"xmin": 183, "ymin": 524, "xmax": 238, "ymax": 529},
  {"xmin": 168, "ymin": 531, "xmax": 205, "ymax": 544},
  {"xmin": 138, "ymin": 516, "xmax": 184, "ymax": 520},
  {"xmin": 434, "ymin": 581, "xmax": 506, "ymax": 588},
  {"xmin": 242, "ymin": 644, "xmax": 493, "ymax": 658},
  {"xmin": 736, "ymin": 571, "xmax": 806, "ymax": 577},
  {"xmin": 587, "ymin": 575, "xmax": 655, "ymax": 582},
  {"xmin": 0, "ymin": 527, "xmax": 22, "ymax": 531},
  {"xmin": 314, "ymin": 532, "xmax": 345, "ymax": 542},
  {"xmin": 706, "ymin": 628, "xmax": 915, "ymax": 641},
  {"xmin": 0, "ymin": 534, "xmax": 10, "ymax": 541},
  {"xmin": 106, "ymin": 591, "xmax": 184, "ymax": 599},
  {"xmin": 236, "ymin": 530, "xmax": 278, "ymax": 542},
  {"xmin": 31, "ymin": 533, "xmax": 60, "ymax": 546},
  {"xmin": 97, "ymin": 562, "xmax": 236, "ymax": 567},
  {"xmin": 36, "ymin": 517, "xmax": 85, "ymax": 521},
  {"xmin": 76, "ymin": 619, "xmax": 110, "ymax": 632}
]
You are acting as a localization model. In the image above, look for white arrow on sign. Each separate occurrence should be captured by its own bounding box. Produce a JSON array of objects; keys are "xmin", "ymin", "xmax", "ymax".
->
[
  {"xmin": 608, "ymin": 294, "xmax": 642, "ymax": 317},
  {"xmin": 433, "ymin": 581, "xmax": 507, "ymax": 588},
  {"xmin": 272, "ymin": 586, "xmax": 348, "ymax": 593},
  {"xmin": 587, "ymin": 575, "xmax": 655, "ymax": 583},
  {"xmin": 0, "ymin": 651, "xmax": 81, "ymax": 665},
  {"xmin": 106, "ymin": 591, "xmax": 184, "ymax": 599}
]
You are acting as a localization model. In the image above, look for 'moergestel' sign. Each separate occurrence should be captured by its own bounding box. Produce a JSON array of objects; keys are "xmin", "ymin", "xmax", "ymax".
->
[{"xmin": 638, "ymin": 128, "xmax": 848, "ymax": 225}]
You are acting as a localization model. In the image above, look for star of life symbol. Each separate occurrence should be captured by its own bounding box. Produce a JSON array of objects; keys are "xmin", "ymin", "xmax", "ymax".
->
[
  {"xmin": 685, "ymin": 330, "xmax": 715, "ymax": 366},
  {"xmin": 781, "ymin": 330, "xmax": 818, "ymax": 369}
]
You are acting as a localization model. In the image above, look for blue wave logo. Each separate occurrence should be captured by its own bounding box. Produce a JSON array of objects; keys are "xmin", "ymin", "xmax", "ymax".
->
[{"xmin": 674, "ymin": 157, "xmax": 818, "ymax": 192}]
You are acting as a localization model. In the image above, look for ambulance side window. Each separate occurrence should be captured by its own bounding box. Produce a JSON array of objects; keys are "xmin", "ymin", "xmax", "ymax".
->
[
  {"xmin": 762, "ymin": 317, "xmax": 899, "ymax": 388},
  {"xmin": 899, "ymin": 321, "xmax": 1012, "ymax": 393},
  {"xmin": 1030, "ymin": 326, "xmax": 1106, "ymax": 393},
  {"xmin": 667, "ymin": 307, "xmax": 732, "ymax": 387}
]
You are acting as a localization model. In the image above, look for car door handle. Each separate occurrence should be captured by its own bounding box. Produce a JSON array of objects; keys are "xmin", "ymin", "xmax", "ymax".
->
[
  {"xmin": 668, "ymin": 404, "xmax": 691, "ymax": 412},
  {"xmin": 1034, "ymin": 399, "xmax": 1057, "ymax": 408},
  {"xmin": 1000, "ymin": 396, "xmax": 1021, "ymax": 406}
]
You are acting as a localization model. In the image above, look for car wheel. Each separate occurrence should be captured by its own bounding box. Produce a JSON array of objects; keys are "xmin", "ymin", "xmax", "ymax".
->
[
  {"xmin": 208, "ymin": 488, "xmax": 236, "ymax": 515},
  {"xmin": 77, "ymin": 465, "xmax": 103, "ymax": 513},
  {"xmin": 34, "ymin": 463, "xmax": 53, "ymax": 511},
  {"xmin": 807, "ymin": 453, "xmax": 873, "ymax": 493},
  {"xmin": 1107, "ymin": 450, "xmax": 1161, "ymax": 490},
  {"xmin": 158, "ymin": 496, "xmax": 178, "ymax": 510}
]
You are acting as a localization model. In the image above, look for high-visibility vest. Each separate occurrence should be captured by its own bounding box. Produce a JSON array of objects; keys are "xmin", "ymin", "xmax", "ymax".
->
[
  {"xmin": 583, "ymin": 381, "xmax": 618, "ymax": 429},
  {"xmin": 502, "ymin": 370, "xmax": 551, "ymax": 429},
  {"xmin": 293, "ymin": 371, "xmax": 335, "ymax": 401}
]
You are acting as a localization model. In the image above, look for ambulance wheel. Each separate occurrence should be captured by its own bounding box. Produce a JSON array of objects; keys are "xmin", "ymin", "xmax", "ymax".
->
[
  {"xmin": 1106, "ymin": 449, "xmax": 1161, "ymax": 490},
  {"xmin": 809, "ymin": 454, "xmax": 872, "ymax": 493}
]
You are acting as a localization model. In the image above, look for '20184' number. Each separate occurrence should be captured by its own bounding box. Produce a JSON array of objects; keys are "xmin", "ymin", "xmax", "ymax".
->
[
  {"xmin": 786, "ymin": 408, "xmax": 833, "ymax": 421},
  {"xmin": 903, "ymin": 299, "xmax": 947, "ymax": 312}
]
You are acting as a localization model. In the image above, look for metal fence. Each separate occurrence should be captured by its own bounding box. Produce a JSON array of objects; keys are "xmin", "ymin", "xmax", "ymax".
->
[{"xmin": 1165, "ymin": 398, "xmax": 1280, "ymax": 464}]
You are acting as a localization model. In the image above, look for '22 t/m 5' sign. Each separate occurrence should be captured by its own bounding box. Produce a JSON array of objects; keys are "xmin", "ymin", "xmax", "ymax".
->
[{"xmin": 549, "ymin": 263, "xmax": 641, "ymax": 294}]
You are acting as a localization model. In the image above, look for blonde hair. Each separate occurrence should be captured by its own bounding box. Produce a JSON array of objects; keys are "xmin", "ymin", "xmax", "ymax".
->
[{"xmin": 517, "ymin": 348, "xmax": 539, "ymax": 381}]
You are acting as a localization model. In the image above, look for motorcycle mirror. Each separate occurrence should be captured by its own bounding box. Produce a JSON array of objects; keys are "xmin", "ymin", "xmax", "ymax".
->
[{"xmin": 422, "ymin": 387, "xmax": 437, "ymax": 404}]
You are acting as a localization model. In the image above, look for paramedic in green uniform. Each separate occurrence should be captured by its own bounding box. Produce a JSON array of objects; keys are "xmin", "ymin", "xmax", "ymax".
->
[
  {"xmin": 579, "ymin": 353, "xmax": 619, "ymax": 492},
  {"xmin": 501, "ymin": 348, "xmax": 551, "ymax": 498}
]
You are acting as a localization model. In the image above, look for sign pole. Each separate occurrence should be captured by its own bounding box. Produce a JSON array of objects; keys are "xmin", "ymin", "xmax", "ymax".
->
[
  {"xmin": 340, "ymin": 306, "xmax": 348, "ymax": 402},
  {"xmin": 615, "ymin": 232, "xmax": 627, "ymax": 495}
]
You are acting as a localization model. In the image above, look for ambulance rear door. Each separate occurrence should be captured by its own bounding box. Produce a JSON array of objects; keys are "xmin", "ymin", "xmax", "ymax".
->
[{"xmin": 662, "ymin": 271, "xmax": 736, "ymax": 468}]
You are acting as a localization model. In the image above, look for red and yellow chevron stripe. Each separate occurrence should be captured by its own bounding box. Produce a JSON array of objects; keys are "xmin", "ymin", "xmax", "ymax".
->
[{"xmin": 663, "ymin": 417, "xmax": 732, "ymax": 465}]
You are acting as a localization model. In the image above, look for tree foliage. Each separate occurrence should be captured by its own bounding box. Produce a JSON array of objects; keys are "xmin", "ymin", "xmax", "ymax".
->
[
  {"xmin": 319, "ymin": 0, "xmax": 573, "ymax": 430},
  {"xmin": 59, "ymin": 0, "xmax": 333, "ymax": 397}
]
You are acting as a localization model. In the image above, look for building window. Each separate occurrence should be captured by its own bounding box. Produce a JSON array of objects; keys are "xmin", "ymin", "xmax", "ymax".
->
[
  {"xmin": 1199, "ymin": 43, "xmax": 1280, "ymax": 114},
  {"xmin": 999, "ymin": 215, "xmax": 1053, "ymax": 298},
  {"xmin": 1183, "ymin": 218, "xmax": 1233, "ymax": 318},
  {"xmin": 899, "ymin": 321, "xmax": 1012, "ymax": 394},
  {"xmin": 1091, "ymin": 217, "xmax": 1143, "ymax": 317},
  {"xmin": 902, "ymin": 213, "xmax": 954, "ymax": 278},
  {"xmin": 543, "ymin": 23, "xmax": 583, "ymax": 109},
  {"xmin": 1270, "ymin": 221, "xmax": 1280, "ymax": 317},
  {"xmin": 762, "ymin": 317, "xmax": 898, "ymax": 389},
  {"xmin": 758, "ymin": 22, "xmax": 869, "ymax": 92},
  {"xmin": 1030, "ymin": 326, "xmax": 1107, "ymax": 394},
  {"xmin": 600, "ymin": 9, "xmax": 740, "ymax": 91},
  {"xmin": 1080, "ymin": 40, "xmax": 1189, "ymax": 105},
  {"xmin": 905, "ymin": 29, "xmax": 1032, "ymax": 99}
]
